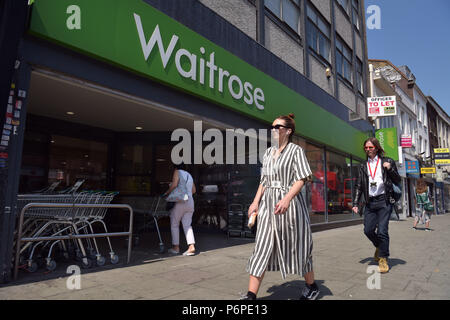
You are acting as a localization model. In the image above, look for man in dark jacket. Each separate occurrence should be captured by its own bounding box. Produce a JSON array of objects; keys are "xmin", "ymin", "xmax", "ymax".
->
[{"xmin": 352, "ymin": 137, "xmax": 401, "ymax": 273}]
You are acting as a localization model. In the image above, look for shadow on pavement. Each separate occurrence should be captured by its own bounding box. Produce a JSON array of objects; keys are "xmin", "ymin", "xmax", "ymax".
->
[
  {"xmin": 359, "ymin": 257, "xmax": 406, "ymax": 269},
  {"xmin": 259, "ymin": 280, "xmax": 332, "ymax": 300},
  {"xmin": 4, "ymin": 227, "xmax": 254, "ymax": 287}
]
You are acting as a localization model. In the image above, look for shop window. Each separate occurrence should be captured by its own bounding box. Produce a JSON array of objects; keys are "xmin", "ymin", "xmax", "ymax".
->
[
  {"xmin": 48, "ymin": 135, "xmax": 108, "ymax": 191},
  {"xmin": 350, "ymin": 158, "xmax": 361, "ymax": 215},
  {"xmin": 293, "ymin": 137, "xmax": 326, "ymax": 224},
  {"xmin": 326, "ymin": 151, "xmax": 353, "ymax": 222},
  {"xmin": 116, "ymin": 143, "xmax": 152, "ymax": 195}
]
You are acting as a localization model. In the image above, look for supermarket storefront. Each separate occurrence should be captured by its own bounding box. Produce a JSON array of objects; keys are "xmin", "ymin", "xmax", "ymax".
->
[{"xmin": 0, "ymin": 0, "xmax": 372, "ymax": 280}]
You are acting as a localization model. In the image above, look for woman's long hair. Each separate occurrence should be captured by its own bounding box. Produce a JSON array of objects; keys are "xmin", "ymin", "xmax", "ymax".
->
[
  {"xmin": 416, "ymin": 178, "xmax": 428, "ymax": 194},
  {"xmin": 363, "ymin": 137, "xmax": 385, "ymax": 157}
]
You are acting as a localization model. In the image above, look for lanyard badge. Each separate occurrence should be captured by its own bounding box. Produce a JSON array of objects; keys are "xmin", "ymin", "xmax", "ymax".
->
[{"xmin": 368, "ymin": 158, "xmax": 380, "ymax": 189}]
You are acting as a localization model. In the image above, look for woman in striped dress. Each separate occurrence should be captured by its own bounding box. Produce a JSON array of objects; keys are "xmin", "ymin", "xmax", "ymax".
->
[{"xmin": 241, "ymin": 113, "xmax": 320, "ymax": 300}]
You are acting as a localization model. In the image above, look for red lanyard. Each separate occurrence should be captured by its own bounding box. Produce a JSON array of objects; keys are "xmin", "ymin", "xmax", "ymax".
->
[{"xmin": 368, "ymin": 157, "xmax": 380, "ymax": 180}]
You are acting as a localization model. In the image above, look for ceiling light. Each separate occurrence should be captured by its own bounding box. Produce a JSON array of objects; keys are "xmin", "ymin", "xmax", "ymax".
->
[
  {"xmin": 136, "ymin": 126, "xmax": 143, "ymax": 130},
  {"xmin": 66, "ymin": 111, "xmax": 75, "ymax": 115}
]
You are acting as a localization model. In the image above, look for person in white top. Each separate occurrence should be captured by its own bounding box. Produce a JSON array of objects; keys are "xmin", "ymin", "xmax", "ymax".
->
[{"xmin": 163, "ymin": 163, "xmax": 197, "ymax": 256}]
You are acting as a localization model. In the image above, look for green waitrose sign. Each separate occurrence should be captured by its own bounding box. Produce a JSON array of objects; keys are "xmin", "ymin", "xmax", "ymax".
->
[{"xmin": 29, "ymin": 0, "xmax": 368, "ymax": 158}]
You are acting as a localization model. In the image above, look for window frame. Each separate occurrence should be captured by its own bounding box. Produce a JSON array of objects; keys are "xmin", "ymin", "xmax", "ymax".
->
[
  {"xmin": 351, "ymin": 0, "xmax": 360, "ymax": 31},
  {"xmin": 264, "ymin": 0, "xmax": 302, "ymax": 36},
  {"xmin": 335, "ymin": 36, "xmax": 353, "ymax": 84},
  {"xmin": 336, "ymin": 0, "xmax": 351, "ymax": 18},
  {"xmin": 355, "ymin": 58, "xmax": 363, "ymax": 94},
  {"xmin": 306, "ymin": 4, "xmax": 331, "ymax": 64}
]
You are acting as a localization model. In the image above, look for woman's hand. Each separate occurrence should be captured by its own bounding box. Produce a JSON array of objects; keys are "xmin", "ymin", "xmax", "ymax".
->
[
  {"xmin": 352, "ymin": 206, "xmax": 359, "ymax": 215},
  {"xmin": 274, "ymin": 196, "xmax": 291, "ymax": 215},
  {"xmin": 248, "ymin": 202, "xmax": 259, "ymax": 218}
]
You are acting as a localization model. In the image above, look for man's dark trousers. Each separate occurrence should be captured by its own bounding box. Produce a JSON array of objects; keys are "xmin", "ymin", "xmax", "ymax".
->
[{"xmin": 364, "ymin": 195, "xmax": 392, "ymax": 258}]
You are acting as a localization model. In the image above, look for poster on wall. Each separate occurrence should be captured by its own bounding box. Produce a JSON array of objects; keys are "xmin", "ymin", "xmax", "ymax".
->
[{"xmin": 376, "ymin": 127, "xmax": 399, "ymax": 161}]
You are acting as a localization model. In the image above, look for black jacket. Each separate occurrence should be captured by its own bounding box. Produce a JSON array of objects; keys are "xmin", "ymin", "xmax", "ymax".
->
[{"xmin": 352, "ymin": 156, "xmax": 401, "ymax": 208}]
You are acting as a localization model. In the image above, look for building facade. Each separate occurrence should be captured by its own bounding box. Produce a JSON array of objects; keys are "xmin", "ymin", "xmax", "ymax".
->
[
  {"xmin": 369, "ymin": 59, "xmax": 450, "ymax": 219},
  {"xmin": 427, "ymin": 96, "xmax": 450, "ymax": 214},
  {"xmin": 0, "ymin": 0, "xmax": 373, "ymax": 282}
]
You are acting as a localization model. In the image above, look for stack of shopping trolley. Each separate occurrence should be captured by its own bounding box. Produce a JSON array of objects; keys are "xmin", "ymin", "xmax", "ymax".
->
[{"xmin": 15, "ymin": 190, "xmax": 120, "ymax": 273}]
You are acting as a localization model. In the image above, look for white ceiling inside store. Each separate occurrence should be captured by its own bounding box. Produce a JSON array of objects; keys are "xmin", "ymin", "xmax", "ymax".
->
[{"xmin": 27, "ymin": 71, "xmax": 222, "ymax": 132}]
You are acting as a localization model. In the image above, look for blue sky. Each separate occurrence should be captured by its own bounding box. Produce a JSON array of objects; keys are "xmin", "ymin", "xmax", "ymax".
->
[{"xmin": 365, "ymin": 0, "xmax": 450, "ymax": 116}]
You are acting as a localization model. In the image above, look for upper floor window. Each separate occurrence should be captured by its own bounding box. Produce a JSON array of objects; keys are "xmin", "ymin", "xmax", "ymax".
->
[
  {"xmin": 356, "ymin": 58, "xmax": 363, "ymax": 93},
  {"xmin": 306, "ymin": 4, "xmax": 331, "ymax": 63},
  {"xmin": 265, "ymin": 0, "xmax": 301, "ymax": 34},
  {"xmin": 336, "ymin": 37, "xmax": 352, "ymax": 83},
  {"xmin": 352, "ymin": 0, "xmax": 360, "ymax": 30},
  {"xmin": 337, "ymin": 0, "xmax": 350, "ymax": 15}
]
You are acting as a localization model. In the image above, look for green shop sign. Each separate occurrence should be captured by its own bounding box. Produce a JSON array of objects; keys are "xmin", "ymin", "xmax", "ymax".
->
[
  {"xmin": 29, "ymin": 0, "xmax": 368, "ymax": 158},
  {"xmin": 376, "ymin": 127, "xmax": 399, "ymax": 161}
]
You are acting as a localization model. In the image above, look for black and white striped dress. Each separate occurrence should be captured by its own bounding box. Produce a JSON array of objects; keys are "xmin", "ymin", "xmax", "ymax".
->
[{"xmin": 246, "ymin": 143, "xmax": 313, "ymax": 279}]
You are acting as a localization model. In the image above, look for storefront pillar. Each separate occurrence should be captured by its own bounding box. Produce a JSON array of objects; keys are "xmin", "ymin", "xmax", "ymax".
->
[{"xmin": 0, "ymin": 0, "xmax": 31, "ymax": 284}]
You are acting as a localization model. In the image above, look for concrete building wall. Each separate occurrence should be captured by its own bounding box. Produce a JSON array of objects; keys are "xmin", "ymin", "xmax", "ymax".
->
[
  {"xmin": 334, "ymin": 8, "xmax": 353, "ymax": 49},
  {"xmin": 338, "ymin": 81, "xmax": 356, "ymax": 112},
  {"xmin": 310, "ymin": 56, "xmax": 334, "ymax": 96},
  {"xmin": 357, "ymin": 97, "xmax": 366, "ymax": 119},
  {"xmin": 355, "ymin": 32, "xmax": 363, "ymax": 60},
  {"xmin": 198, "ymin": 0, "xmax": 257, "ymax": 41},
  {"xmin": 265, "ymin": 17, "xmax": 304, "ymax": 74},
  {"xmin": 310, "ymin": 0, "xmax": 331, "ymax": 23}
]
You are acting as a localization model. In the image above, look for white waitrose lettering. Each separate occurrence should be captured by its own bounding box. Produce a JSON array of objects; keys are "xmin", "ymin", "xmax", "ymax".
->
[{"xmin": 133, "ymin": 13, "xmax": 265, "ymax": 110}]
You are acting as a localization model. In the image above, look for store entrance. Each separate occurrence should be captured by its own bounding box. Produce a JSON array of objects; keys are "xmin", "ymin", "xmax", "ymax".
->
[{"xmin": 20, "ymin": 70, "xmax": 262, "ymax": 234}]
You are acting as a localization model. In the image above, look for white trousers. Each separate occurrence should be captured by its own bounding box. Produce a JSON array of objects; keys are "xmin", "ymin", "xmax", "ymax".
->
[{"xmin": 170, "ymin": 198, "xmax": 195, "ymax": 246}]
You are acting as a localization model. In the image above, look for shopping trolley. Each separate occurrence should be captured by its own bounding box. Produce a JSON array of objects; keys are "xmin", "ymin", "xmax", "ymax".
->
[
  {"xmin": 149, "ymin": 196, "xmax": 172, "ymax": 253},
  {"xmin": 15, "ymin": 190, "xmax": 119, "ymax": 273}
]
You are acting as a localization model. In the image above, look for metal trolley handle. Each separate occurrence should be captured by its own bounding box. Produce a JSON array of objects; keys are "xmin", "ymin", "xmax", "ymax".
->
[{"xmin": 13, "ymin": 203, "xmax": 134, "ymax": 280}]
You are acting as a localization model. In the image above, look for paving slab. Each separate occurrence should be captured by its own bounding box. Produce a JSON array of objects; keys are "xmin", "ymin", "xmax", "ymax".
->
[{"xmin": 1, "ymin": 214, "xmax": 449, "ymax": 300}]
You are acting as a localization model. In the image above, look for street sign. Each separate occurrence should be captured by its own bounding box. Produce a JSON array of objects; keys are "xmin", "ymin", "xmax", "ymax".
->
[
  {"xmin": 420, "ymin": 167, "xmax": 436, "ymax": 174},
  {"xmin": 434, "ymin": 148, "xmax": 449, "ymax": 165},
  {"xmin": 401, "ymin": 134, "xmax": 412, "ymax": 148},
  {"xmin": 406, "ymin": 160, "xmax": 420, "ymax": 174},
  {"xmin": 435, "ymin": 159, "xmax": 450, "ymax": 165},
  {"xmin": 367, "ymin": 96, "xmax": 397, "ymax": 117}
]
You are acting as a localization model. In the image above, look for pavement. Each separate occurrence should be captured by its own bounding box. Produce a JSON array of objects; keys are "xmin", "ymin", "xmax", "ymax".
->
[{"xmin": 0, "ymin": 214, "xmax": 449, "ymax": 300}]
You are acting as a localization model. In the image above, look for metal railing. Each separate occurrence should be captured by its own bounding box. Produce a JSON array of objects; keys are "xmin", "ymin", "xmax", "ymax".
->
[{"xmin": 14, "ymin": 203, "xmax": 133, "ymax": 280}]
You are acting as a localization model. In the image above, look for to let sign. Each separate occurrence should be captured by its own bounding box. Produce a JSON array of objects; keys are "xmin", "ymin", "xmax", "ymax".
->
[
  {"xmin": 401, "ymin": 134, "xmax": 412, "ymax": 148},
  {"xmin": 367, "ymin": 96, "xmax": 397, "ymax": 117}
]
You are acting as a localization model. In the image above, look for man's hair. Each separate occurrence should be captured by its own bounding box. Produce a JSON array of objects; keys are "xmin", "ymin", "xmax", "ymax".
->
[{"xmin": 363, "ymin": 137, "xmax": 385, "ymax": 157}]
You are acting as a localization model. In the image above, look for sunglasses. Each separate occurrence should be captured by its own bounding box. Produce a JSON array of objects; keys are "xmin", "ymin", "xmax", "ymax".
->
[
  {"xmin": 364, "ymin": 146, "xmax": 375, "ymax": 150},
  {"xmin": 270, "ymin": 124, "xmax": 289, "ymax": 130}
]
